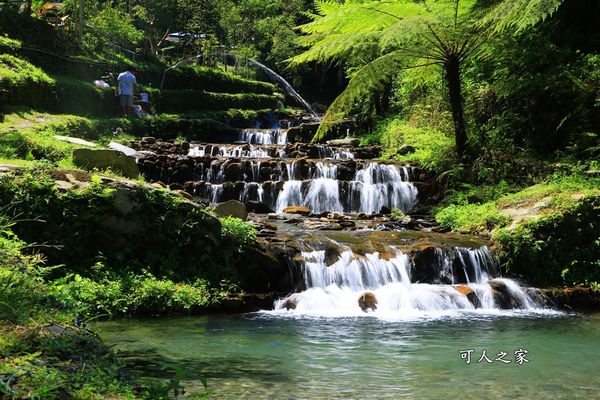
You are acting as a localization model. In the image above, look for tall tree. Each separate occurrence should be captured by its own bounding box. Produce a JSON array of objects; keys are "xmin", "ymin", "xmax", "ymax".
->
[{"xmin": 292, "ymin": 0, "xmax": 565, "ymax": 160}]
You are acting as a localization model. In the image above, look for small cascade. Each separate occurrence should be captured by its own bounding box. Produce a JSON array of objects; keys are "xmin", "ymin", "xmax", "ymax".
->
[
  {"xmin": 239, "ymin": 129, "xmax": 288, "ymax": 146},
  {"xmin": 275, "ymin": 162, "xmax": 417, "ymax": 214},
  {"xmin": 137, "ymin": 124, "xmax": 418, "ymax": 214},
  {"xmin": 274, "ymin": 245, "xmax": 545, "ymax": 316}
]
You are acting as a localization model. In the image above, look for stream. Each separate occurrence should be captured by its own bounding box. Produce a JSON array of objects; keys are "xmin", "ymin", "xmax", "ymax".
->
[
  {"xmin": 103, "ymin": 126, "xmax": 600, "ymax": 398},
  {"xmin": 96, "ymin": 312, "xmax": 600, "ymax": 399}
]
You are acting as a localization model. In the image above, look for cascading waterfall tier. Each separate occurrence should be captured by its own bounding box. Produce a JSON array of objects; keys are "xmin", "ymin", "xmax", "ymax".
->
[
  {"xmin": 177, "ymin": 128, "xmax": 419, "ymax": 214},
  {"xmin": 274, "ymin": 245, "xmax": 544, "ymax": 316},
  {"xmin": 275, "ymin": 162, "xmax": 417, "ymax": 214}
]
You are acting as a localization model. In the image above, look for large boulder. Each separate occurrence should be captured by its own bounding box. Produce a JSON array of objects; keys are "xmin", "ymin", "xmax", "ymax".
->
[
  {"xmin": 489, "ymin": 279, "xmax": 526, "ymax": 309},
  {"xmin": 73, "ymin": 148, "xmax": 139, "ymax": 179},
  {"xmin": 213, "ymin": 199, "xmax": 248, "ymax": 220},
  {"xmin": 224, "ymin": 162, "xmax": 242, "ymax": 181},
  {"xmin": 411, "ymin": 246, "xmax": 453, "ymax": 284}
]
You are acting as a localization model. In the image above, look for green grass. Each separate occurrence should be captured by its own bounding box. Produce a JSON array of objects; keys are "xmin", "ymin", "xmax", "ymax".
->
[
  {"xmin": 435, "ymin": 202, "xmax": 510, "ymax": 232},
  {"xmin": 435, "ymin": 173, "xmax": 600, "ymax": 233},
  {"xmin": 0, "ymin": 53, "xmax": 56, "ymax": 109}
]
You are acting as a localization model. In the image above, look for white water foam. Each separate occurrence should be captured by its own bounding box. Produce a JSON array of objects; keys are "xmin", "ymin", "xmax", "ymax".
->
[{"xmin": 271, "ymin": 246, "xmax": 553, "ymax": 318}]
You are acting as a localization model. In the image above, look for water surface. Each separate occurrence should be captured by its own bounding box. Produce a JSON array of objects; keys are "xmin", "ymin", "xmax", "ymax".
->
[{"xmin": 96, "ymin": 311, "xmax": 600, "ymax": 399}]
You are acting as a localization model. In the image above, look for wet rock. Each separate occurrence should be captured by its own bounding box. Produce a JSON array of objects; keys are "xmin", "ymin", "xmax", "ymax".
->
[
  {"xmin": 169, "ymin": 183, "xmax": 184, "ymax": 191},
  {"xmin": 283, "ymin": 206, "xmax": 311, "ymax": 215},
  {"xmin": 213, "ymin": 200, "xmax": 248, "ymax": 220},
  {"xmin": 240, "ymin": 246, "xmax": 299, "ymax": 292},
  {"xmin": 259, "ymin": 166, "xmax": 273, "ymax": 179},
  {"xmin": 489, "ymin": 279, "xmax": 525, "ymax": 309},
  {"xmin": 380, "ymin": 206, "xmax": 392, "ymax": 215},
  {"xmin": 281, "ymin": 294, "xmax": 299, "ymax": 310},
  {"xmin": 397, "ymin": 145, "xmax": 416, "ymax": 155},
  {"xmin": 411, "ymin": 246, "xmax": 453, "ymax": 284},
  {"xmin": 327, "ymin": 138, "xmax": 360, "ymax": 146},
  {"xmin": 358, "ymin": 291, "xmax": 378, "ymax": 312},
  {"xmin": 539, "ymin": 286, "xmax": 600, "ymax": 310},
  {"xmin": 339, "ymin": 221, "xmax": 356, "ymax": 229},
  {"xmin": 224, "ymin": 162, "xmax": 242, "ymax": 181},
  {"xmin": 246, "ymin": 201, "xmax": 274, "ymax": 214},
  {"xmin": 454, "ymin": 285, "xmax": 482, "ymax": 308}
]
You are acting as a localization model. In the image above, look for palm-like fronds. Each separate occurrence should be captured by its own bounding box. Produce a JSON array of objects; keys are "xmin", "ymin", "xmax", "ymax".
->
[
  {"xmin": 313, "ymin": 51, "xmax": 438, "ymax": 142},
  {"xmin": 481, "ymin": 0, "xmax": 565, "ymax": 33},
  {"xmin": 294, "ymin": 0, "xmax": 565, "ymax": 144}
]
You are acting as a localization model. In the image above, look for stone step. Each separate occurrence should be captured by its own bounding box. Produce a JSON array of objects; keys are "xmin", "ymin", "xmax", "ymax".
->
[{"xmin": 130, "ymin": 137, "xmax": 381, "ymax": 156}]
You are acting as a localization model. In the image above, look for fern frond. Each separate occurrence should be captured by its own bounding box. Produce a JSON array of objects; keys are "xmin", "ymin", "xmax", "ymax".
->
[
  {"xmin": 312, "ymin": 52, "xmax": 437, "ymax": 143},
  {"xmin": 480, "ymin": 0, "xmax": 565, "ymax": 34}
]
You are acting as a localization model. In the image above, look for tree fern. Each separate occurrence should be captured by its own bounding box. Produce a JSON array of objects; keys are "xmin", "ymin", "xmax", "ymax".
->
[{"xmin": 293, "ymin": 0, "xmax": 565, "ymax": 158}]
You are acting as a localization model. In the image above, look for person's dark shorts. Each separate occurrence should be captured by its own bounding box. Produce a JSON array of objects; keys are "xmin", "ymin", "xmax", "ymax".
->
[{"xmin": 119, "ymin": 94, "xmax": 134, "ymax": 107}]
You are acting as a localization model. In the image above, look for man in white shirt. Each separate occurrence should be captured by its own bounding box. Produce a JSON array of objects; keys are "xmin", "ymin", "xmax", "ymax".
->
[{"xmin": 116, "ymin": 68, "xmax": 138, "ymax": 118}]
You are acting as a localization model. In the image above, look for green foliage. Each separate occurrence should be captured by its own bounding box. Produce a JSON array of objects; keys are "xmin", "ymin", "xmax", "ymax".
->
[
  {"xmin": 0, "ymin": 54, "xmax": 56, "ymax": 109},
  {"xmin": 436, "ymin": 172, "xmax": 600, "ymax": 233},
  {"xmin": 293, "ymin": 0, "xmax": 580, "ymax": 162},
  {"xmin": 153, "ymin": 89, "xmax": 278, "ymax": 113},
  {"xmin": 220, "ymin": 216, "xmax": 257, "ymax": 254},
  {"xmin": 0, "ymin": 35, "xmax": 21, "ymax": 53},
  {"xmin": 49, "ymin": 273, "xmax": 226, "ymax": 318},
  {"xmin": 217, "ymin": 0, "xmax": 308, "ymax": 71},
  {"xmin": 480, "ymin": 0, "xmax": 565, "ymax": 34},
  {"xmin": 494, "ymin": 195, "xmax": 600, "ymax": 286},
  {"xmin": 0, "ymin": 169, "xmax": 228, "ymax": 282},
  {"xmin": 165, "ymin": 65, "xmax": 276, "ymax": 94},
  {"xmin": 83, "ymin": 3, "xmax": 144, "ymax": 52},
  {"xmin": 52, "ymin": 74, "xmax": 115, "ymax": 116},
  {"xmin": 377, "ymin": 116, "xmax": 456, "ymax": 172},
  {"xmin": 0, "ymin": 215, "xmax": 51, "ymax": 324},
  {"xmin": 435, "ymin": 202, "xmax": 509, "ymax": 232}
]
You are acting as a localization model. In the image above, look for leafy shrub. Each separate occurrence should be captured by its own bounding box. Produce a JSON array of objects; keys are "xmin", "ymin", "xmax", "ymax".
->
[
  {"xmin": 0, "ymin": 36, "xmax": 21, "ymax": 53},
  {"xmin": 0, "ymin": 170, "xmax": 224, "ymax": 282},
  {"xmin": 494, "ymin": 195, "xmax": 600, "ymax": 286},
  {"xmin": 50, "ymin": 273, "xmax": 125, "ymax": 318},
  {"xmin": 83, "ymin": 3, "xmax": 143, "ymax": 52},
  {"xmin": 220, "ymin": 216, "xmax": 257, "ymax": 254},
  {"xmin": 49, "ymin": 273, "xmax": 220, "ymax": 318},
  {"xmin": 0, "ymin": 214, "xmax": 51, "ymax": 323}
]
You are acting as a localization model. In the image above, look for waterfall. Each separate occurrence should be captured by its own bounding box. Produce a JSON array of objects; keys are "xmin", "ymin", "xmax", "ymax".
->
[
  {"xmin": 274, "ymin": 245, "xmax": 545, "ymax": 316},
  {"xmin": 239, "ymin": 129, "xmax": 288, "ymax": 145},
  {"xmin": 246, "ymin": 59, "xmax": 321, "ymax": 120},
  {"xmin": 275, "ymin": 163, "xmax": 417, "ymax": 214},
  {"xmin": 348, "ymin": 164, "xmax": 418, "ymax": 214}
]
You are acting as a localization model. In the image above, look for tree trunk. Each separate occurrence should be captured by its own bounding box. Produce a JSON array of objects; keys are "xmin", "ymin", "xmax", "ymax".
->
[
  {"xmin": 444, "ymin": 53, "xmax": 469, "ymax": 161},
  {"xmin": 143, "ymin": 24, "xmax": 157, "ymax": 59}
]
